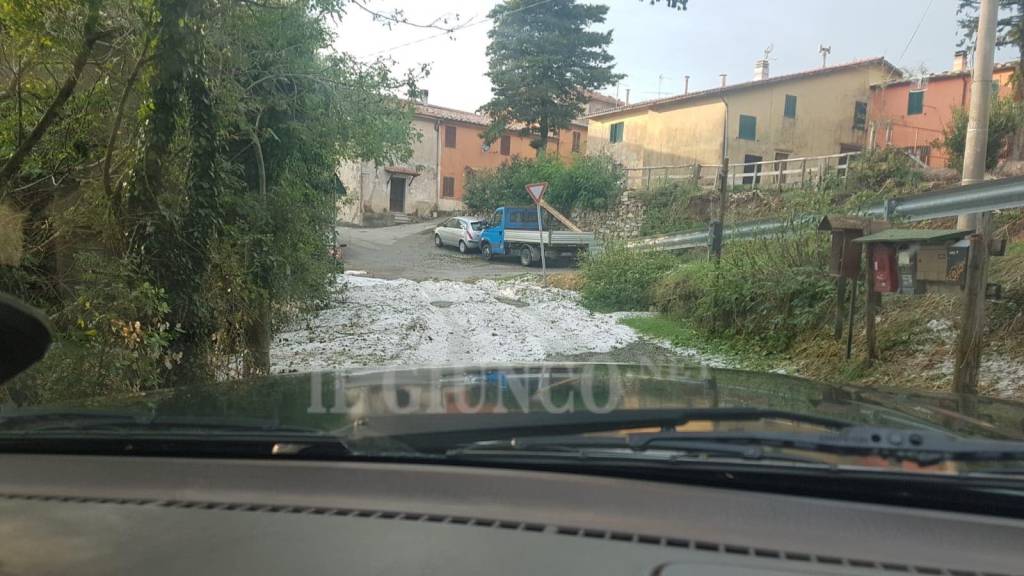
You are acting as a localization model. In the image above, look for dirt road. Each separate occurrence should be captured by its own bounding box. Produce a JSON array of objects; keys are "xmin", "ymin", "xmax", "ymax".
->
[{"xmin": 338, "ymin": 220, "xmax": 574, "ymax": 281}]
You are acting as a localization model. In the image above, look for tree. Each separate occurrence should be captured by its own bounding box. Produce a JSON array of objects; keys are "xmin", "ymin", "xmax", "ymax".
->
[
  {"xmin": 958, "ymin": 1, "xmax": 1024, "ymax": 100},
  {"xmin": 481, "ymin": 0, "xmax": 623, "ymax": 153},
  {"xmin": 641, "ymin": 0, "xmax": 688, "ymax": 9},
  {"xmin": 939, "ymin": 96, "xmax": 1022, "ymax": 171}
]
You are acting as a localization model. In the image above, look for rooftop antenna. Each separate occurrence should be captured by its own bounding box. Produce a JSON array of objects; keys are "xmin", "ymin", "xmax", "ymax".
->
[
  {"xmin": 818, "ymin": 44, "xmax": 831, "ymax": 68},
  {"xmin": 657, "ymin": 74, "xmax": 664, "ymax": 97},
  {"xmin": 763, "ymin": 44, "xmax": 774, "ymax": 61}
]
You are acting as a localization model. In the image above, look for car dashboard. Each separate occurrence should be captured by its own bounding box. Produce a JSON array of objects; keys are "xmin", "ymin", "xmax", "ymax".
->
[{"xmin": 0, "ymin": 454, "xmax": 1021, "ymax": 575}]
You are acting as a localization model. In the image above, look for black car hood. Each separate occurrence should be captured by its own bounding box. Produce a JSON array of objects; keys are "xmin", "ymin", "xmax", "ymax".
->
[{"xmin": 77, "ymin": 362, "xmax": 1024, "ymax": 441}]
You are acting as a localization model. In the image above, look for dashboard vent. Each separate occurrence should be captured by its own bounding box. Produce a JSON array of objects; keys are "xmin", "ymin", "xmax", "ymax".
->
[{"xmin": 0, "ymin": 493, "xmax": 1011, "ymax": 576}]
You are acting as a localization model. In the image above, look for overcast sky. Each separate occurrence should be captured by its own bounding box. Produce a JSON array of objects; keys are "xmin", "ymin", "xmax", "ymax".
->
[{"xmin": 332, "ymin": 0, "xmax": 1014, "ymax": 112}]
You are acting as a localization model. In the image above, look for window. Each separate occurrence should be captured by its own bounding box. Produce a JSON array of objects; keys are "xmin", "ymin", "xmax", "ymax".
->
[
  {"xmin": 783, "ymin": 94, "xmax": 797, "ymax": 119},
  {"xmin": 571, "ymin": 131, "xmax": 581, "ymax": 152},
  {"xmin": 444, "ymin": 125, "xmax": 457, "ymax": 148},
  {"xmin": 853, "ymin": 101, "xmax": 868, "ymax": 130},
  {"xmin": 442, "ymin": 176, "xmax": 455, "ymax": 197},
  {"xmin": 609, "ymin": 122, "xmax": 624, "ymax": 143},
  {"xmin": 500, "ymin": 135, "xmax": 511, "ymax": 156},
  {"xmin": 738, "ymin": 114, "xmax": 756, "ymax": 140},
  {"xmin": 907, "ymin": 91, "xmax": 924, "ymax": 115}
]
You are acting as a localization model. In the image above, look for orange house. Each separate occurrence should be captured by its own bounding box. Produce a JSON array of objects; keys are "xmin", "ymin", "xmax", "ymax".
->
[
  {"xmin": 416, "ymin": 104, "xmax": 587, "ymax": 212},
  {"xmin": 337, "ymin": 102, "xmax": 588, "ymax": 224},
  {"xmin": 867, "ymin": 52, "xmax": 1015, "ymax": 168}
]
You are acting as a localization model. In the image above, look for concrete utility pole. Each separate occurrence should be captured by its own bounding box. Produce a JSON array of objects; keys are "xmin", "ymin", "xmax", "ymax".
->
[{"xmin": 953, "ymin": 0, "xmax": 998, "ymax": 394}]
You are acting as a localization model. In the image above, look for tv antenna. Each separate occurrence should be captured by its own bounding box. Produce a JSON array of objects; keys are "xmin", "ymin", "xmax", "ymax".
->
[{"xmin": 818, "ymin": 44, "xmax": 831, "ymax": 68}]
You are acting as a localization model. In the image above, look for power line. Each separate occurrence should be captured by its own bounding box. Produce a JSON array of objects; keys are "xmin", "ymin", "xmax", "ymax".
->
[
  {"xmin": 362, "ymin": 0, "xmax": 559, "ymax": 58},
  {"xmin": 885, "ymin": 0, "xmax": 934, "ymax": 83}
]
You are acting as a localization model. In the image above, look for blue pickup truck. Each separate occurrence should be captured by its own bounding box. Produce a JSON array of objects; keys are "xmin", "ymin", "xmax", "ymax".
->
[{"xmin": 478, "ymin": 206, "xmax": 595, "ymax": 266}]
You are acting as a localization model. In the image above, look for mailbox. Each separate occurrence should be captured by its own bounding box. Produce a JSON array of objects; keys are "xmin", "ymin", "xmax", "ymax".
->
[
  {"xmin": 817, "ymin": 216, "xmax": 890, "ymax": 279},
  {"xmin": 946, "ymin": 238, "xmax": 970, "ymax": 285},
  {"xmin": 855, "ymin": 228, "xmax": 974, "ymax": 294},
  {"xmin": 872, "ymin": 244, "xmax": 899, "ymax": 293}
]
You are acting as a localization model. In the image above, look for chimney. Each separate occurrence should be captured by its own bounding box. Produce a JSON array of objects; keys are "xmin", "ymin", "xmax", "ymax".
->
[
  {"xmin": 719, "ymin": 74, "xmax": 727, "ymax": 88},
  {"xmin": 415, "ymin": 89, "xmax": 429, "ymax": 104},
  {"xmin": 754, "ymin": 59, "xmax": 769, "ymax": 81},
  {"xmin": 625, "ymin": 88, "xmax": 631, "ymax": 105},
  {"xmin": 953, "ymin": 50, "xmax": 968, "ymax": 72},
  {"xmin": 684, "ymin": 75, "xmax": 690, "ymax": 94}
]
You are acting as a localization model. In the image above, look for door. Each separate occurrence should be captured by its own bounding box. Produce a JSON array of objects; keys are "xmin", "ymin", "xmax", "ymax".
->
[
  {"xmin": 481, "ymin": 209, "xmax": 505, "ymax": 254},
  {"xmin": 773, "ymin": 152, "xmax": 789, "ymax": 184},
  {"xmin": 389, "ymin": 177, "xmax": 406, "ymax": 213},
  {"xmin": 742, "ymin": 154, "xmax": 762, "ymax": 186},
  {"xmin": 445, "ymin": 219, "xmax": 462, "ymax": 244}
]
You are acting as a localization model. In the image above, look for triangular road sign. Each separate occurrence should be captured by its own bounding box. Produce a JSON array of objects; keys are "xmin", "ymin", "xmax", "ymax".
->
[{"xmin": 525, "ymin": 182, "xmax": 548, "ymax": 204}]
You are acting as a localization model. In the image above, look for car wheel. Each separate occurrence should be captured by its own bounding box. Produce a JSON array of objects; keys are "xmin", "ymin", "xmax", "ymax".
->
[
  {"xmin": 519, "ymin": 246, "xmax": 534, "ymax": 267},
  {"xmin": 481, "ymin": 243, "xmax": 493, "ymax": 261},
  {"xmin": 434, "ymin": 234, "xmax": 443, "ymax": 248},
  {"xmin": 459, "ymin": 241, "xmax": 468, "ymax": 254}
]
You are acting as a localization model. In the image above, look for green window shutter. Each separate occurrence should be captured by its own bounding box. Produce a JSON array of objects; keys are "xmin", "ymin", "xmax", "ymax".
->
[
  {"xmin": 784, "ymin": 95, "xmax": 797, "ymax": 118},
  {"xmin": 610, "ymin": 122, "xmax": 624, "ymax": 143},
  {"xmin": 853, "ymin": 101, "xmax": 868, "ymax": 130},
  {"xmin": 738, "ymin": 115, "xmax": 756, "ymax": 140},
  {"xmin": 907, "ymin": 91, "xmax": 924, "ymax": 115}
]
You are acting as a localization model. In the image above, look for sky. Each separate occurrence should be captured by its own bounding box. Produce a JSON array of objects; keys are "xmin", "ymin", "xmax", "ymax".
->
[{"xmin": 332, "ymin": 0, "xmax": 1015, "ymax": 113}]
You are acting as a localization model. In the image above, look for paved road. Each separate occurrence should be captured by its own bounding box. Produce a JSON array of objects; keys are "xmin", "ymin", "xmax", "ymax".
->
[{"xmin": 337, "ymin": 220, "xmax": 575, "ymax": 281}]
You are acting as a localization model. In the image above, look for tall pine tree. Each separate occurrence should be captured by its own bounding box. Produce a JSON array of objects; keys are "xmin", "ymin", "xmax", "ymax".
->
[{"xmin": 481, "ymin": 0, "xmax": 623, "ymax": 153}]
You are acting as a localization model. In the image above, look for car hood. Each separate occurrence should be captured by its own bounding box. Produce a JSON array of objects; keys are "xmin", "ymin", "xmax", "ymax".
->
[{"xmin": 67, "ymin": 362, "xmax": 1024, "ymax": 441}]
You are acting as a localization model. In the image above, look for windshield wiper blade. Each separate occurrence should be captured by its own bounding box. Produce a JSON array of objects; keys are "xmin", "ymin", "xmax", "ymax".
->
[{"xmin": 482, "ymin": 426, "xmax": 1024, "ymax": 467}]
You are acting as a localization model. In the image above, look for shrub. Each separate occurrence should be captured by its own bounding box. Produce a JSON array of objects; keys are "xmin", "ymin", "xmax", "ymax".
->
[
  {"xmin": 7, "ymin": 253, "xmax": 178, "ymax": 404},
  {"xmin": 652, "ymin": 232, "xmax": 833, "ymax": 352},
  {"xmin": 637, "ymin": 182, "xmax": 704, "ymax": 236},
  {"xmin": 580, "ymin": 245, "xmax": 678, "ymax": 312},
  {"xmin": 463, "ymin": 154, "xmax": 622, "ymax": 214},
  {"xmin": 940, "ymin": 96, "xmax": 1022, "ymax": 172}
]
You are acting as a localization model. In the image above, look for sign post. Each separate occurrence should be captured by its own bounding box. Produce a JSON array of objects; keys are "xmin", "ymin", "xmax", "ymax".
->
[{"xmin": 525, "ymin": 182, "xmax": 549, "ymax": 284}]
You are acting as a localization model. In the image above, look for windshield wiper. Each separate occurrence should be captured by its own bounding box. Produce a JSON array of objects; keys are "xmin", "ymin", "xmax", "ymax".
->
[{"xmin": 451, "ymin": 426, "xmax": 1024, "ymax": 467}]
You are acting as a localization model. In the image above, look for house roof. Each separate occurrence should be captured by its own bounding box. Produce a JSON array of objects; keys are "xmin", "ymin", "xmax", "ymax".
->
[
  {"xmin": 869, "ymin": 62, "xmax": 1017, "ymax": 89},
  {"xmin": 853, "ymin": 228, "xmax": 972, "ymax": 244},
  {"xmin": 413, "ymin": 103, "xmax": 589, "ymax": 130},
  {"xmin": 585, "ymin": 57, "xmax": 901, "ymax": 120}
]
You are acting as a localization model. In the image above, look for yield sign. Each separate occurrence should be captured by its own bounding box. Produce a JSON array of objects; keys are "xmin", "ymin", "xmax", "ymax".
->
[{"xmin": 525, "ymin": 182, "xmax": 548, "ymax": 204}]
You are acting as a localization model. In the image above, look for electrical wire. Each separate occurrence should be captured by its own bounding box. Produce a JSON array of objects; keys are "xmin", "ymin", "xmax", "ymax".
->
[{"xmin": 362, "ymin": 0, "xmax": 560, "ymax": 58}]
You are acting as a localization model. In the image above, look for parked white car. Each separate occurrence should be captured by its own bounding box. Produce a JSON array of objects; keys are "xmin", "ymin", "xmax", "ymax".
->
[{"xmin": 433, "ymin": 217, "xmax": 486, "ymax": 254}]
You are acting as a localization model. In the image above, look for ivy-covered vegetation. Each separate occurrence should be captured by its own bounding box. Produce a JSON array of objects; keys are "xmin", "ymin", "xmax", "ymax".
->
[
  {"xmin": 1, "ymin": 0, "xmax": 419, "ymax": 401},
  {"xmin": 463, "ymin": 153, "xmax": 624, "ymax": 214},
  {"xmin": 939, "ymin": 96, "xmax": 1022, "ymax": 172}
]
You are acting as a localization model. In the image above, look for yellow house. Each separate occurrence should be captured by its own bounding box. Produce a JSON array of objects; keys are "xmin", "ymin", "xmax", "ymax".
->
[{"xmin": 587, "ymin": 58, "xmax": 900, "ymax": 176}]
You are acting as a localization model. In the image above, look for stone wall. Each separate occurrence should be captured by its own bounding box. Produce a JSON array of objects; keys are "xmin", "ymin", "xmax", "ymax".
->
[{"xmin": 570, "ymin": 191, "xmax": 649, "ymax": 240}]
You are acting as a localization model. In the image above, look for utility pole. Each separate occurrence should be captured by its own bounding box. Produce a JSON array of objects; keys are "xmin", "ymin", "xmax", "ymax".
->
[{"xmin": 953, "ymin": 0, "xmax": 998, "ymax": 394}]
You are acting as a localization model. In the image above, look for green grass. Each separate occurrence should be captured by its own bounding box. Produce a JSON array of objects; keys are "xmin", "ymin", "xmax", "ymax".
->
[{"xmin": 619, "ymin": 315, "xmax": 780, "ymax": 371}]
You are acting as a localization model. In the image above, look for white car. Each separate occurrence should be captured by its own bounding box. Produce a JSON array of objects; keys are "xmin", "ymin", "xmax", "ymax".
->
[{"xmin": 433, "ymin": 216, "xmax": 486, "ymax": 254}]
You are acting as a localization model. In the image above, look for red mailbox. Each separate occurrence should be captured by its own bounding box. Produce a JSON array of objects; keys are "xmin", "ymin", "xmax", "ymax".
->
[{"xmin": 871, "ymin": 244, "xmax": 899, "ymax": 293}]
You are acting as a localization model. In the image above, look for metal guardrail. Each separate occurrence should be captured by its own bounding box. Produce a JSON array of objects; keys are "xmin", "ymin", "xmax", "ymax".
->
[
  {"xmin": 627, "ymin": 175, "xmax": 1024, "ymax": 252},
  {"xmin": 863, "ymin": 175, "xmax": 1024, "ymax": 221}
]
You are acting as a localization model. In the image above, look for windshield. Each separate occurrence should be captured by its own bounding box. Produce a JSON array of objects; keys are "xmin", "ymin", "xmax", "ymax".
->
[{"xmin": 2, "ymin": 0, "xmax": 1024, "ymax": 493}]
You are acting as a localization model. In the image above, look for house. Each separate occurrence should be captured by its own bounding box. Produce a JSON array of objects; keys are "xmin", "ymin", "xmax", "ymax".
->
[
  {"xmin": 337, "ymin": 102, "xmax": 587, "ymax": 225},
  {"xmin": 585, "ymin": 57, "xmax": 899, "ymax": 176},
  {"xmin": 867, "ymin": 51, "xmax": 1015, "ymax": 168}
]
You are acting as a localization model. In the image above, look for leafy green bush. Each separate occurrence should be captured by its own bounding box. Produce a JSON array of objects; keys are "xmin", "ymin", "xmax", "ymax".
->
[
  {"xmin": 463, "ymin": 154, "xmax": 623, "ymax": 214},
  {"xmin": 7, "ymin": 254, "xmax": 178, "ymax": 404},
  {"xmin": 637, "ymin": 182, "xmax": 704, "ymax": 236},
  {"xmin": 580, "ymin": 245, "xmax": 678, "ymax": 312},
  {"xmin": 940, "ymin": 96, "xmax": 1022, "ymax": 171},
  {"xmin": 652, "ymin": 232, "xmax": 833, "ymax": 352}
]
